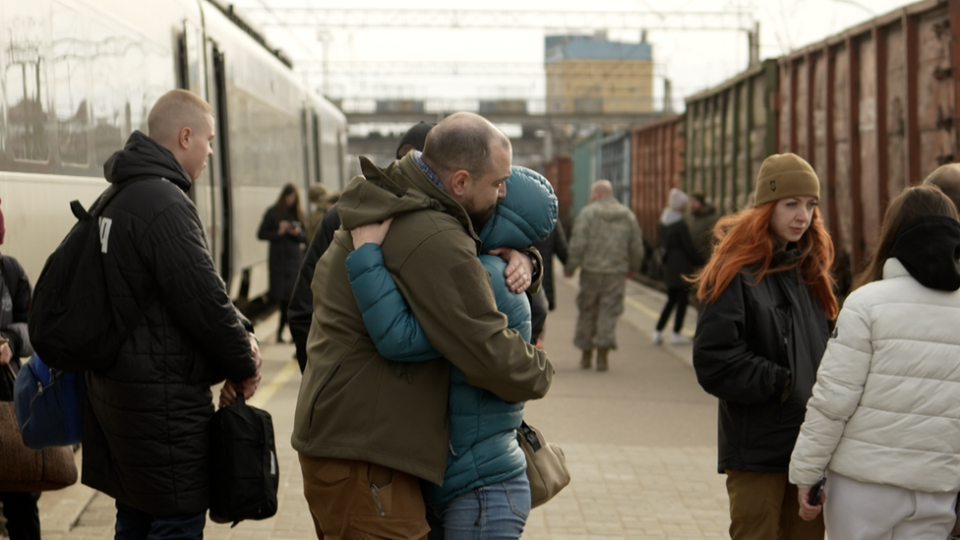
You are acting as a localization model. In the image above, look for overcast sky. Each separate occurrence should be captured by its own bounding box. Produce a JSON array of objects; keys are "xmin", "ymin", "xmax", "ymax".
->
[{"xmin": 230, "ymin": 0, "xmax": 914, "ymax": 115}]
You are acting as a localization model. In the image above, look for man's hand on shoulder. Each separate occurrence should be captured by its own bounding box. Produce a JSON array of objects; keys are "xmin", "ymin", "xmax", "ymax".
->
[{"xmin": 489, "ymin": 247, "xmax": 533, "ymax": 293}]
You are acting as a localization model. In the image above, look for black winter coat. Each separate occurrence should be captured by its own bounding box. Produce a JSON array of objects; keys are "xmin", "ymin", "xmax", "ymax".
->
[
  {"xmin": 258, "ymin": 205, "xmax": 305, "ymax": 302},
  {"xmin": 659, "ymin": 220, "xmax": 704, "ymax": 288},
  {"xmin": 532, "ymin": 223, "xmax": 568, "ymax": 310},
  {"xmin": 84, "ymin": 131, "xmax": 257, "ymax": 517},
  {"xmin": 290, "ymin": 203, "xmax": 340, "ymax": 372},
  {"xmin": 693, "ymin": 251, "xmax": 829, "ymax": 474}
]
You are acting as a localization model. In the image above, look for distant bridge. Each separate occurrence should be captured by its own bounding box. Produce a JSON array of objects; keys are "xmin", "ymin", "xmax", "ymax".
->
[{"xmin": 339, "ymin": 98, "xmax": 671, "ymax": 128}]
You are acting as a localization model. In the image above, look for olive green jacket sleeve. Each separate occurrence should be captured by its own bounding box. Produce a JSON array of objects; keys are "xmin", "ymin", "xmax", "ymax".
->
[{"xmin": 389, "ymin": 220, "xmax": 553, "ymax": 403}]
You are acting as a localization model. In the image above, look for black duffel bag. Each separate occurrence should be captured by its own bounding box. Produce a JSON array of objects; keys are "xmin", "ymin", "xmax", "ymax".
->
[{"xmin": 209, "ymin": 394, "xmax": 279, "ymax": 527}]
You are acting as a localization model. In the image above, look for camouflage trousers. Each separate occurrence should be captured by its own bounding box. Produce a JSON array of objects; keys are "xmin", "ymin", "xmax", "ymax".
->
[{"xmin": 574, "ymin": 271, "xmax": 626, "ymax": 351}]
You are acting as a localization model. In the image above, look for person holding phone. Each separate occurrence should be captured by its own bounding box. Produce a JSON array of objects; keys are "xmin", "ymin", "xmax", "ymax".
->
[
  {"xmin": 257, "ymin": 183, "xmax": 306, "ymax": 343},
  {"xmin": 692, "ymin": 153, "xmax": 838, "ymax": 540},
  {"xmin": 789, "ymin": 185, "xmax": 960, "ymax": 540}
]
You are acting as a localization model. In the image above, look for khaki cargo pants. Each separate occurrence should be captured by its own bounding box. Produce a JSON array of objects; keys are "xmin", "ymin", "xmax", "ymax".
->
[
  {"xmin": 725, "ymin": 470, "xmax": 824, "ymax": 540},
  {"xmin": 574, "ymin": 271, "xmax": 626, "ymax": 351},
  {"xmin": 299, "ymin": 454, "xmax": 430, "ymax": 540}
]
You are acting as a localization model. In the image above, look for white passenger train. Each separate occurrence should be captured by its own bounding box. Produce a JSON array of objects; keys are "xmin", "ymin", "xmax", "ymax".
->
[{"xmin": 0, "ymin": 0, "xmax": 348, "ymax": 303}]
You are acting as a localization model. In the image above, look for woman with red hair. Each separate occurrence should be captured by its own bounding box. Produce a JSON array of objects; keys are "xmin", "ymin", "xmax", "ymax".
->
[{"xmin": 692, "ymin": 153, "xmax": 838, "ymax": 540}]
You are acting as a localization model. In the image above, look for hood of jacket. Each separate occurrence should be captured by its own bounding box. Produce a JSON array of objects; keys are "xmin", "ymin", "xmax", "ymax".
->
[
  {"xmin": 478, "ymin": 166, "xmax": 557, "ymax": 251},
  {"xmin": 889, "ymin": 215, "xmax": 960, "ymax": 291},
  {"xmin": 338, "ymin": 154, "xmax": 480, "ymax": 243},
  {"xmin": 103, "ymin": 131, "xmax": 192, "ymax": 192}
]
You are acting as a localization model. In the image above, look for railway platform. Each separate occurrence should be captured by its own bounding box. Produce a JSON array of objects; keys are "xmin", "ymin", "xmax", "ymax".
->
[{"xmin": 34, "ymin": 273, "xmax": 731, "ymax": 540}]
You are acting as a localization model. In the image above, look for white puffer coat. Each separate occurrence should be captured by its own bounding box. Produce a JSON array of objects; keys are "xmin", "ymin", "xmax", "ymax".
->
[{"xmin": 789, "ymin": 258, "xmax": 960, "ymax": 492}]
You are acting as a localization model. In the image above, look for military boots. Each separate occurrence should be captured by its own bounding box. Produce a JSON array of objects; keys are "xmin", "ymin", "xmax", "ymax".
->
[
  {"xmin": 580, "ymin": 349, "xmax": 592, "ymax": 369},
  {"xmin": 596, "ymin": 348, "xmax": 610, "ymax": 372}
]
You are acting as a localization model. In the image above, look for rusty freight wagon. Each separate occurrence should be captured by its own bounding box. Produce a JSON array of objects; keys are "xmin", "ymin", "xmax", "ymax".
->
[
  {"xmin": 683, "ymin": 59, "xmax": 779, "ymax": 218},
  {"xmin": 676, "ymin": 0, "xmax": 960, "ymax": 291},
  {"xmin": 776, "ymin": 0, "xmax": 960, "ymax": 290},
  {"xmin": 630, "ymin": 115, "xmax": 685, "ymax": 252}
]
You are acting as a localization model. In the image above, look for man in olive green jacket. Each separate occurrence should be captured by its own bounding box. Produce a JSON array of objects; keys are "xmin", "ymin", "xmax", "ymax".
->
[{"xmin": 292, "ymin": 112, "xmax": 554, "ymax": 540}]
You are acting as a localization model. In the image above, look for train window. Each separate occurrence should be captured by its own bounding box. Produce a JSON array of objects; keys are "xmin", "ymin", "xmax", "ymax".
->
[
  {"xmin": 90, "ymin": 20, "xmax": 125, "ymax": 166},
  {"xmin": 5, "ymin": 11, "xmax": 49, "ymax": 163},
  {"xmin": 52, "ymin": 5, "xmax": 88, "ymax": 167}
]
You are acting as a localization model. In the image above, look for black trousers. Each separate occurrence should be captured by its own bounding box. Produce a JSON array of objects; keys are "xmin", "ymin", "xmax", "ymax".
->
[
  {"xmin": 0, "ymin": 491, "xmax": 40, "ymax": 540},
  {"xmin": 656, "ymin": 286, "xmax": 689, "ymax": 334}
]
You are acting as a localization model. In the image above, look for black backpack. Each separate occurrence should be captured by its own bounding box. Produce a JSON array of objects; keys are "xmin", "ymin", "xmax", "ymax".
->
[
  {"xmin": 209, "ymin": 394, "xmax": 279, "ymax": 527},
  {"xmin": 28, "ymin": 180, "xmax": 152, "ymax": 372}
]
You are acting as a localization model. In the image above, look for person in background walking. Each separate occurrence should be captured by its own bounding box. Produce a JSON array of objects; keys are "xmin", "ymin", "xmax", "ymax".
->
[
  {"xmin": 687, "ymin": 192, "xmax": 718, "ymax": 262},
  {"xmin": 653, "ymin": 188, "xmax": 703, "ymax": 346},
  {"xmin": 692, "ymin": 153, "xmax": 837, "ymax": 540},
  {"xmin": 789, "ymin": 186, "xmax": 960, "ymax": 540},
  {"xmin": 564, "ymin": 180, "xmax": 643, "ymax": 372},
  {"xmin": 257, "ymin": 183, "xmax": 306, "ymax": 343},
  {"xmin": 0, "ymin": 197, "xmax": 40, "ymax": 540}
]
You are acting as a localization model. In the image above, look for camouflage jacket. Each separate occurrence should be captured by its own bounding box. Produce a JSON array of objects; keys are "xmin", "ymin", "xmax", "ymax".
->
[{"xmin": 566, "ymin": 197, "xmax": 644, "ymax": 274}]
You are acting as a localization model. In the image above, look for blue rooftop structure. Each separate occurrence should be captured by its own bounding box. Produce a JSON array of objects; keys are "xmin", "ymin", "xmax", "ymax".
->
[{"xmin": 545, "ymin": 35, "xmax": 652, "ymax": 64}]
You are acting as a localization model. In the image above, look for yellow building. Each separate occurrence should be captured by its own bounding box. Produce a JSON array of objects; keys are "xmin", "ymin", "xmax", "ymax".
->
[{"xmin": 545, "ymin": 33, "xmax": 654, "ymax": 114}]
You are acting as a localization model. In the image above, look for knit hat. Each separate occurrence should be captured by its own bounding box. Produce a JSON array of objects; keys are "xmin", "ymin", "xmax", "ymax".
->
[
  {"xmin": 669, "ymin": 188, "xmax": 689, "ymax": 210},
  {"xmin": 308, "ymin": 183, "xmax": 328, "ymax": 204},
  {"xmin": 396, "ymin": 122, "xmax": 435, "ymax": 159},
  {"xmin": 754, "ymin": 153, "xmax": 820, "ymax": 206}
]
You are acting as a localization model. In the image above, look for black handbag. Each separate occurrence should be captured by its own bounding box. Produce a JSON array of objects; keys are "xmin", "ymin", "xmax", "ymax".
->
[{"xmin": 209, "ymin": 394, "xmax": 279, "ymax": 527}]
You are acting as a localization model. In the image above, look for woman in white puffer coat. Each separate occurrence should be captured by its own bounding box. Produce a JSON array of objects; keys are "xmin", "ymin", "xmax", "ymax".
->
[{"xmin": 789, "ymin": 185, "xmax": 960, "ymax": 540}]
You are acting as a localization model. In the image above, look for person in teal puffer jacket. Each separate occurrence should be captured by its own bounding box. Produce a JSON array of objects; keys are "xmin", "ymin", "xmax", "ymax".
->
[{"xmin": 345, "ymin": 165, "xmax": 557, "ymax": 539}]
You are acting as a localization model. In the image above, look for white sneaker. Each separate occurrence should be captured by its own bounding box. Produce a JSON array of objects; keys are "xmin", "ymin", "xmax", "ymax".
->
[
  {"xmin": 671, "ymin": 333, "xmax": 693, "ymax": 345},
  {"xmin": 652, "ymin": 331, "xmax": 663, "ymax": 345}
]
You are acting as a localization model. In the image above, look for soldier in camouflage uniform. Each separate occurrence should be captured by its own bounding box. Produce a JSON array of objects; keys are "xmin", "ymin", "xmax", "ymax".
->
[{"xmin": 564, "ymin": 180, "xmax": 644, "ymax": 371}]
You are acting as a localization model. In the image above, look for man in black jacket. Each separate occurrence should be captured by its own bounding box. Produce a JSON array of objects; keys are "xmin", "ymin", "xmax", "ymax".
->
[{"xmin": 84, "ymin": 89, "xmax": 261, "ymax": 539}]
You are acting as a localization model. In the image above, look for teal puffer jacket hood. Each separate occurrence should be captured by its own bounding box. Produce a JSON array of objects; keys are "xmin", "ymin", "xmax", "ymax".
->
[{"xmin": 478, "ymin": 166, "xmax": 558, "ymax": 251}]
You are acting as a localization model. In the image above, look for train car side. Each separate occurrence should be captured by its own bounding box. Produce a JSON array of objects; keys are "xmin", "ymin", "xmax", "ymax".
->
[
  {"xmin": 629, "ymin": 114, "xmax": 684, "ymax": 278},
  {"xmin": 0, "ymin": 0, "xmax": 202, "ymax": 280},
  {"xmin": 0, "ymin": 0, "xmax": 347, "ymax": 304},
  {"xmin": 777, "ymin": 0, "xmax": 959, "ymax": 290}
]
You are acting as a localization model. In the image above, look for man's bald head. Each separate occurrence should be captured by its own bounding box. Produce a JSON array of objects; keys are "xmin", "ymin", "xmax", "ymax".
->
[
  {"xmin": 591, "ymin": 180, "xmax": 614, "ymax": 201},
  {"xmin": 147, "ymin": 90, "xmax": 216, "ymax": 181},
  {"xmin": 421, "ymin": 112, "xmax": 511, "ymax": 181},
  {"xmin": 923, "ymin": 164, "xmax": 960, "ymax": 212},
  {"xmin": 147, "ymin": 89, "xmax": 214, "ymax": 147}
]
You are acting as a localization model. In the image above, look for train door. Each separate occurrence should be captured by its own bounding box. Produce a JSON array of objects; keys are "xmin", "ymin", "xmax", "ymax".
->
[
  {"xmin": 312, "ymin": 111, "xmax": 323, "ymax": 185},
  {"xmin": 208, "ymin": 44, "xmax": 234, "ymax": 290},
  {"xmin": 177, "ymin": 22, "xmax": 222, "ymax": 270}
]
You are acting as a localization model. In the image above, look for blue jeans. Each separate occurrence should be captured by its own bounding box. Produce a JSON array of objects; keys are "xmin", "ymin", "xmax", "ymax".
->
[
  {"xmin": 426, "ymin": 474, "xmax": 531, "ymax": 540},
  {"xmin": 114, "ymin": 501, "xmax": 206, "ymax": 540}
]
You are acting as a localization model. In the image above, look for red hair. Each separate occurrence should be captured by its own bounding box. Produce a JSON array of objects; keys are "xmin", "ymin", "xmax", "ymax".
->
[{"xmin": 692, "ymin": 202, "xmax": 838, "ymax": 319}]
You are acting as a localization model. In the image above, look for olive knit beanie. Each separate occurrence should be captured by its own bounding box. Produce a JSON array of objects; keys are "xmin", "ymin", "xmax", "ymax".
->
[{"xmin": 754, "ymin": 153, "xmax": 820, "ymax": 206}]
